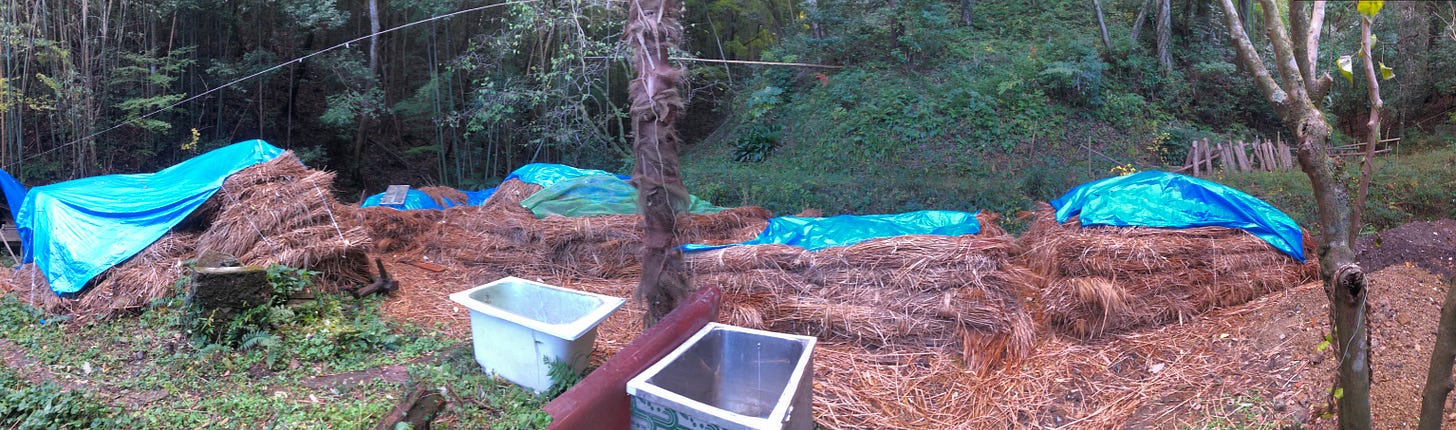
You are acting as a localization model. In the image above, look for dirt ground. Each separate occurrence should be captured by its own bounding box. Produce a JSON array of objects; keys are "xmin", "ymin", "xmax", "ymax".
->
[
  {"xmin": 375, "ymin": 220, "xmax": 1456, "ymax": 428},
  {"xmin": 1358, "ymin": 219, "xmax": 1456, "ymax": 280}
]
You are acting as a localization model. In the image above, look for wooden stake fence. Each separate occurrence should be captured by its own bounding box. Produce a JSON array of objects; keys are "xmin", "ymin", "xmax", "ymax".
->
[{"xmin": 1178, "ymin": 137, "xmax": 1300, "ymax": 175}]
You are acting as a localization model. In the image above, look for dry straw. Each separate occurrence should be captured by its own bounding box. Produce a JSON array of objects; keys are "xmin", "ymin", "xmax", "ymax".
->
[
  {"xmin": 687, "ymin": 212, "xmax": 1036, "ymax": 375},
  {"xmin": 1018, "ymin": 203, "xmax": 1318, "ymax": 338},
  {"xmin": 0, "ymin": 152, "xmax": 371, "ymax": 318}
]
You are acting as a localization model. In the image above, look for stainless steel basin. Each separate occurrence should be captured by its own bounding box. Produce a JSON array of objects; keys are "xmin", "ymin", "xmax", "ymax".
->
[{"xmin": 627, "ymin": 323, "xmax": 816, "ymax": 429}]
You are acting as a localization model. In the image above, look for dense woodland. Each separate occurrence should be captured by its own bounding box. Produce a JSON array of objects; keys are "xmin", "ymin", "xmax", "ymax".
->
[{"xmin": 1, "ymin": 0, "xmax": 1454, "ymax": 222}]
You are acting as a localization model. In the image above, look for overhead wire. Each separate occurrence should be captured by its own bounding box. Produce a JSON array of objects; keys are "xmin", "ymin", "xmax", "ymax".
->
[
  {"xmin": 7, "ymin": 0, "xmax": 841, "ymax": 171},
  {"xmin": 4, "ymin": 0, "xmax": 541, "ymax": 171}
]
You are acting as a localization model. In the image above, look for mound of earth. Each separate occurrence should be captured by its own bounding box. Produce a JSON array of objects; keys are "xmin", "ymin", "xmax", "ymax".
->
[{"xmin": 1357, "ymin": 219, "xmax": 1456, "ymax": 280}]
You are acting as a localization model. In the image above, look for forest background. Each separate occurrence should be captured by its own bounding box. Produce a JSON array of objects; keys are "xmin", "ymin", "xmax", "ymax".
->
[{"xmin": 2, "ymin": 0, "xmax": 1454, "ymax": 231}]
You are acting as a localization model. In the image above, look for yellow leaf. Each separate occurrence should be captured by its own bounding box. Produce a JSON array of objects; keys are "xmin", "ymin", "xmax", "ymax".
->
[
  {"xmin": 1334, "ymin": 387, "xmax": 1345, "ymax": 400},
  {"xmin": 1358, "ymin": 0, "xmax": 1384, "ymax": 18},
  {"xmin": 1337, "ymin": 55, "xmax": 1354, "ymax": 84},
  {"xmin": 1379, "ymin": 62, "xmax": 1395, "ymax": 80}
]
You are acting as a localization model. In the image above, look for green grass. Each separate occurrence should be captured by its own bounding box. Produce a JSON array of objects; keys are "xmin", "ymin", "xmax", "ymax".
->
[
  {"xmin": 0, "ymin": 269, "xmax": 557, "ymax": 429},
  {"xmin": 1182, "ymin": 394, "xmax": 1295, "ymax": 430},
  {"xmin": 1219, "ymin": 147, "xmax": 1456, "ymax": 234}
]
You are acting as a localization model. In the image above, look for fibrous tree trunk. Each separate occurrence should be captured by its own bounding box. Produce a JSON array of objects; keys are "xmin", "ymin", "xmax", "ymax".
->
[
  {"xmin": 626, "ymin": 0, "xmax": 692, "ymax": 328},
  {"xmin": 1215, "ymin": 1, "xmax": 1370, "ymax": 428}
]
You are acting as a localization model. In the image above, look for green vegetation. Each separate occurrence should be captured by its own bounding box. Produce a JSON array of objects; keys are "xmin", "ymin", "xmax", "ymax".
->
[{"xmin": 0, "ymin": 267, "xmax": 559, "ymax": 429}]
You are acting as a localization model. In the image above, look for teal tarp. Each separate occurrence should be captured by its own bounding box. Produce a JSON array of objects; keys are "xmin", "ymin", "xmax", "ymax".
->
[
  {"xmin": 505, "ymin": 163, "xmax": 628, "ymax": 189},
  {"xmin": 684, "ymin": 210, "xmax": 981, "ymax": 252},
  {"xmin": 521, "ymin": 175, "xmax": 722, "ymax": 218},
  {"xmin": 1050, "ymin": 170, "xmax": 1305, "ymax": 261},
  {"xmin": 361, "ymin": 189, "xmax": 453, "ymax": 210},
  {"xmin": 358, "ymin": 163, "xmax": 624, "ymax": 211},
  {"xmin": 18, "ymin": 140, "xmax": 286, "ymax": 294},
  {"xmin": 0, "ymin": 168, "xmax": 26, "ymax": 221}
]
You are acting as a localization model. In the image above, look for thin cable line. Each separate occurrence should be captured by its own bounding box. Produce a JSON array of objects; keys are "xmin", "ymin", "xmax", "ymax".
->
[{"xmin": 5, "ymin": 0, "xmax": 539, "ymax": 170}]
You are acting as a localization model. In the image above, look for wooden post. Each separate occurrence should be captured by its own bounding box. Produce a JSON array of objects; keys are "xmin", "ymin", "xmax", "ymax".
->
[
  {"xmin": 1188, "ymin": 139, "xmax": 1199, "ymax": 177},
  {"xmin": 1264, "ymin": 140, "xmax": 1277, "ymax": 171},
  {"xmin": 1203, "ymin": 138, "xmax": 1214, "ymax": 173},
  {"xmin": 1235, "ymin": 141, "xmax": 1251, "ymax": 172},
  {"xmin": 1221, "ymin": 143, "xmax": 1233, "ymax": 173}
]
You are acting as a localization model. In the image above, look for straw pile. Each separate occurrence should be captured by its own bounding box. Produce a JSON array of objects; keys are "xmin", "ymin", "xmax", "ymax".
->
[
  {"xmin": 1020, "ymin": 203, "xmax": 1318, "ymax": 338},
  {"xmin": 193, "ymin": 153, "xmax": 372, "ymax": 288},
  {"xmin": 482, "ymin": 179, "xmax": 542, "ymax": 208},
  {"xmin": 0, "ymin": 152, "xmax": 371, "ymax": 318},
  {"xmin": 687, "ymin": 212, "xmax": 1035, "ymax": 374},
  {"xmin": 402, "ymin": 188, "xmax": 771, "ymax": 279},
  {"xmin": 417, "ymin": 186, "xmax": 468, "ymax": 208}
]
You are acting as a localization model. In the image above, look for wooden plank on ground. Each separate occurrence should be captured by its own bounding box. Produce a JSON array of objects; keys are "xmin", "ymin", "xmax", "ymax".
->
[{"xmin": 403, "ymin": 260, "xmax": 447, "ymax": 272}]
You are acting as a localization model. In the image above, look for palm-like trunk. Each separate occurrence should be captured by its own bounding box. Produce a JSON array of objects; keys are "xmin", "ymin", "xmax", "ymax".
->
[{"xmin": 626, "ymin": 0, "xmax": 691, "ymax": 327}]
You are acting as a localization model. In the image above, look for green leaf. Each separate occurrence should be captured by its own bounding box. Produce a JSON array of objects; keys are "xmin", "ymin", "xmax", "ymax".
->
[
  {"xmin": 1337, "ymin": 55, "xmax": 1354, "ymax": 84},
  {"xmin": 1358, "ymin": 0, "xmax": 1383, "ymax": 18},
  {"xmin": 1379, "ymin": 62, "xmax": 1395, "ymax": 80},
  {"xmin": 1334, "ymin": 387, "xmax": 1345, "ymax": 400},
  {"xmin": 1316, "ymin": 340, "xmax": 1331, "ymax": 352}
]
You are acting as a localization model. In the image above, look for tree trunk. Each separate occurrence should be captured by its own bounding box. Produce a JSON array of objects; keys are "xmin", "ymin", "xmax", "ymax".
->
[
  {"xmin": 1215, "ymin": 1, "xmax": 1371, "ymax": 428},
  {"xmin": 960, "ymin": 0, "xmax": 974, "ymax": 27},
  {"xmin": 1091, "ymin": 0, "xmax": 1112, "ymax": 52},
  {"xmin": 1351, "ymin": 14, "xmax": 1382, "ymax": 236},
  {"xmin": 626, "ymin": 0, "xmax": 691, "ymax": 328},
  {"xmin": 1156, "ymin": 0, "xmax": 1171, "ymax": 74},
  {"xmin": 1418, "ymin": 277, "xmax": 1456, "ymax": 430},
  {"xmin": 1130, "ymin": 0, "xmax": 1152, "ymax": 45},
  {"xmin": 353, "ymin": 0, "xmax": 382, "ymax": 183}
]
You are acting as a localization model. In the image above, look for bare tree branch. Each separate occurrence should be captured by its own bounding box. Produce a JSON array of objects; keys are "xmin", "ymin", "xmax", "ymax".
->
[
  {"xmin": 1259, "ymin": 0, "xmax": 1308, "ymax": 103},
  {"xmin": 1216, "ymin": 0, "xmax": 1288, "ymax": 108}
]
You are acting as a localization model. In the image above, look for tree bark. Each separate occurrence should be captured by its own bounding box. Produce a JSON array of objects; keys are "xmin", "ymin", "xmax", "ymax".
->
[
  {"xmin": 353, "ymin": 0, "xmax": 382, "ymax": 183},
  {"xmin": 1418, "ymin": 277, "xmax": 1456, "ymax": 430},
  {"xmin": 626, "ymin": 0, "xmax": 692, "ymax": 328},
  {"xmin": 1216, "ymin": 1, "xmax": 1371, "ymax": 428},
  {"xmin": 1130, "ymin": 0, "xmax": 1152, "ymax": 45},
  {"xmin": 1091, "ymin": 0, "xmax": 1112, "ymax": 52},
  {"xmin": 960, "ymin": 0, "xmax": 975, "ymax": 27},
  {"xmin": 1156, "ymin": 0, "xmax": 1171, "ymax": 74},
  {"xmin": 1351, "ymin": 14, "xmax": 1382, "ymax": 236}
]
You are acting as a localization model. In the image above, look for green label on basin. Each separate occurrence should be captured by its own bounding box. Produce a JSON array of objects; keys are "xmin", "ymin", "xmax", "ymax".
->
[{"xmin": 630, "ymin": 396, "xmax": 728, "ymax": 430}]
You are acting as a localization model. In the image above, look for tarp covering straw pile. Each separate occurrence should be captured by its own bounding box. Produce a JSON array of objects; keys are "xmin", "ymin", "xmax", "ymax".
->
[
  {"xmin": 0, "ymin": 151, "xmax": 371, "ymax": 318},
  {"xmin": 1020, "ymin": 203, "xmax": 1318, "ymax": 338},
  {"xmin": 374, "ymin": 179, "xmax": 773, "ymax": 279},
  {"xmin": 686, "ymin": 212, "xmax": 1035, "ymax": 374}
]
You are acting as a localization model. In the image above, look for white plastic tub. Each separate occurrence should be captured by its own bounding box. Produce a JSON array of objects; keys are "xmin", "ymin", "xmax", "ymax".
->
[
  {"xmin": 627, "ymin": 323, "xmax": 817, "ymax": 430},
  {"xmin": 448, "ymin": 276, "xmax": 625, "ymax": 395}
]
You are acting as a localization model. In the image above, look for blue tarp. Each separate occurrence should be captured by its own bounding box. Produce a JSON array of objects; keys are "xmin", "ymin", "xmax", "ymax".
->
[
  {"xmin": 462, "ymin": 188, "xmax": 496, "ymax": 206},
  {"xmin": 360, "ymin": 189, "xmax": 453, "ymax": 210},
  {"xmin": 684, "ymin": 210, "xmax": 981, "ymax": 252},
  {"xmin": 0, "ymin": 168, "xmax": 26, "ymax": 221},
  {"xmin": 1050, "ymin": 170, "xmax": 1305, "ymax": 262},
  {"xmin": 18, "ymin": 140, "xmax": 286, "ymax": 294},
  {"xmin": 358, "ymin": 163, "xmax": 625, "ymax": 211}
]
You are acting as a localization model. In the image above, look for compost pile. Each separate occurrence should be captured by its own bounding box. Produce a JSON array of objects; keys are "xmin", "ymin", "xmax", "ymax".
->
[
  {"xmin": 354, "ymin": 179, "xmax": 773, "ymax": 280},
  {"xmin": 0, "ymin": 152, "xmax": 372, "ymax": 318},
  {"xmin": 1019, "ymin": 203, "xmax": 1319, "ymax": 338},
  {"xmin": 684, "ymin": 212, "xmax": 1034, "ymax": 374}
]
